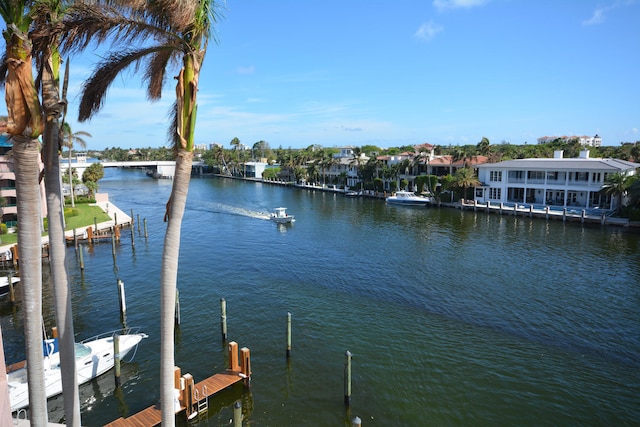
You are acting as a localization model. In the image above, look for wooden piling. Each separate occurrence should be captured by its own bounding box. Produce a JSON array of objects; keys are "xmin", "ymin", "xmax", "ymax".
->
[
  {"xmin": 114, "ymin": 212, "xmax": 118, "ymax": 227},
  {"xmin": 73, "ymin": 228, "xmax": 78, "ymax": 249},
  {"xmin": 130, "ymin": 221, "xmax": 135, "ymax": 247},
  {"xmin": 233, "ymin": 401, "xmax": 242, "ymax": 427},
  {"xmin": 51, "ymin": 327, "xmax": 58, "ymax": 338},
  {"xmin": 94, "ymin": 217, "xmax": 98, "ymax": 237},
  {"xmin": 8, "ymin": 273, "xmax": 15, "ymax": 303},
  {"xmin": 563, "ymin": 207, "xmax": 567, "ymax": 222},
  {"xmin": 286, "ymin": 312, "xmax": 292, "ymax": 358},
  {"xmin": 131, "ymin": 209, "xmax": 134, "ymax": 226},
  {"xmin": 78, "ymin": 244, "xmax": 84, "ymax": 270},
  {"xmin": 111, "ymin": 228, "xmax": 116, "ymax": 255},
  {"xmin": 240, "ymin": 347, "xmax": 251, "ymax": 387},
  {"xmin": 143, "ymin": 218, "xmax": 148, "ymax": 238},
  {"xmin": 344, "ymin": 350, "xmax": 352, "ymax": 405},
  {"xmin": 137, "ymin": 214, "xmax": 141, "ymax": 233},
  {"xmin": 114, "ymin": 334, "xmax": 121, "ymax": 387},
  {"xmin": 228, "ymin": 341, "xmax": 239, "ymax": 371},
  {"xmin": 352, "ymin": 416, "xmax": 362, "ymax": 427},
  {"xmin": 117, "ymin": 279, "xmax": 127, "ymax": 315},
  {"xmin": 175, "ymin": 289, "xmax": 181, "ymax": 325},
  {"xmin": 220, "ymin": 298, "xmax": 228, "ymax": 341}
]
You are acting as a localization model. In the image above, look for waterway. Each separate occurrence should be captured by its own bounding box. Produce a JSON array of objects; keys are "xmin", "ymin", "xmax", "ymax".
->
[{"xmin": 2, "ymin": 168, "xmax": 639, "ymax": 426}]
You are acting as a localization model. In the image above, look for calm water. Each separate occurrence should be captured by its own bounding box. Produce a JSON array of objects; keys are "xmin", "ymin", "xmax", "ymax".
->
[{"xmin": 2, "ymin": 168, "xmax": 639, "ymax": 426}]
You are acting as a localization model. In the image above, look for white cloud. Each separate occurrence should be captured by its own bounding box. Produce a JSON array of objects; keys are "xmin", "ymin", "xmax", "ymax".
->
[
  {"xmin": 414, "ymin": 21, "xmax": 444, "ymax": 42},
  {"xmin": 236, "ymin": 65, "xmax": 255, "ymax": 75},
  {"xmin": 583, "ymin": 0, "xmax": 639, "ymax": 26},
  {"xmin": 433, "ymin": 0, "xmax": 489, "ymax": 11},
  {"xmin": 583, "ymin": 8, "xmax": 605, "ymax": 25}
]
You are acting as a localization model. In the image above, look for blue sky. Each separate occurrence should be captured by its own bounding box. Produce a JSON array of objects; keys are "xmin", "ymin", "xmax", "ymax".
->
[{"xmin": 4, "ymin": 0, "xmax": 640, "ymax": 150}]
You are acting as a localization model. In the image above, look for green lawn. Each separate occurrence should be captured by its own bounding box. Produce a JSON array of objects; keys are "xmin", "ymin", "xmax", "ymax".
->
[{"xmin": 0, "ymin": 203, "xmax": 111, "ymax": 246}]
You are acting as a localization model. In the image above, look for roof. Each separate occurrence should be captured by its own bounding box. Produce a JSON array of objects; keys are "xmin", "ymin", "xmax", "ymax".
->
[{"xmin": 477, "ymin": 157, "xmax": 639, "ymax": 172}]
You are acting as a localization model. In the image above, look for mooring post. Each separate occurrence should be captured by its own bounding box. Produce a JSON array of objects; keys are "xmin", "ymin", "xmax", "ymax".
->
[
  {"xmin": 221, "ymin": 298, "xmax": 228, "ymax": 341},
  {"xmin": 111, "ymin": 228, "xmax": 116, "ymax": 255},
  {"xmin": 175, "ymin": 289, "xmax": 181, "ymax": 325},
  {"xmin": 114, "ymin": 212, "xmax": 118, "ymax": 227},
  {"xmin": 8, "ymin": 272, "xmax": 15, "ymax": 304},
  {"xmin": 130, "ymin": 209, "xmax": 134, "ymax": 227},
  {"xmin": 352, "ymin": 416, "xmax": 362, "ymax": 427},
  {"xmin": 228, "ymin": 341, "xmax": 239, "ymax": 371},
  {"xmin": 130, "ymin": 222, "xmax": 135, "ymax": 247},
  {"xmin": 240, "ymin": 347, "xmax": 251, "ymax": 387},
  {"xmin": 563, "ymin": 207, "xmax": 567, "ymax": 222},
  {"xmin": 233, "ymin": 401, "xmax": 242, "ymax": 427},
  {"xmin": 286, "ymin": 312, "xmax": 292, "ymax": 358},
  {"xmin": 73, "ymin": 228, "xmax": 78, "ymax": 250},
  {"xmin": 344, "ymin": 350, "xmax": 352, "ymax": 405},
  {"xmin": 94, "ymin": 217, "xmax": 98, "ymax": 236},
  {"xmin": 143, "ymin": 218, "xmax": 148, "ymax": 238},
  {"xmin": 137, "ymin": 214, "xmax": 141, "ymax": 233},
  {"xmin": 114, "ymin": 334, "xmax": 121, "ymax": 387},
  {"xmin": 117, "ymin": 279, "xmax": 126, "ymax": 315},
  {"xmin": 78, "ymin": 245, "xmax": 84, "ymax": 270},
  {"xmin": 581, "ymin": 209, "xmax": 586, "ymax": 223}
]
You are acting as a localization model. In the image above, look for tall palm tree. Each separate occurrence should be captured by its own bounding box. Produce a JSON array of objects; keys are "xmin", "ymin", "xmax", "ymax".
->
[
  {"xmin": 31, "ymin": 2, "xmax": 85, "ymax": 422},
  {"xmin": 0, "ymin": 1, "xmax": 48, "ymax": 423},
  {"xmin": 62, "ymin": 2, "xmax": 220, "ymax": 424},
  {"xmin": 600, "ymin": 172, "xmax": 632, "ymax": 214},
  {"xmin": 454, "ymin": 167, "xmax": 481, "ymax": 201},
  {"xmin": 60, "ymin": 123, "xmax": 90, "ymax": 208}
]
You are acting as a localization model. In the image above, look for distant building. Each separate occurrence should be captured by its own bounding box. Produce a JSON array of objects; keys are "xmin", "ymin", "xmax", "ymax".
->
[
  {"xmin": 474, "ymin": 150, "xmax": 638, "ymax": 211},
  {"xmin": 537, "ymin": 135, "xmax": 602, "ymax": 147}
]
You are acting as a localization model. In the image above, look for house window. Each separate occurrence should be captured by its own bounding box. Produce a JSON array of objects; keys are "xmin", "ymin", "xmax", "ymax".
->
[
  {"xmin": 489, "ymin": 188, "xmax": 501, "ymax": 200},
  {"xmin": 576, "ymin": 172, "xmax": 588, "ymax": 181},
  {"xmin": 592, "ymin": 172, "xmax": 601, "ymax": 183},
  {"xmin": 546, "ymin": 171, "xmax": 559, "ymax": 181},
  {"xmin": 490, "ymin": 171, "xmax": 502, "ymax": 182},
  {"xmin": 527, "ymin": 171, "xmax": 545, "ymax": 181}
]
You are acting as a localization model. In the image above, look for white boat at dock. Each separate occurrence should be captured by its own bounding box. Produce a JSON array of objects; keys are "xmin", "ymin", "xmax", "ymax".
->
[
  {"xmin": 8, "ymin": 327, "xmax": 147, "ymax": 412},
  {"xmin": 386, "ymin": 190, "xmax": 431, "ymax": 206},
  {"xmin": 270, "ymin": 207, "xmax": 295, "ymax": 224},
  {"xmin": 0, "ymin": 276, "xmax": 19, "ymax": 297}
]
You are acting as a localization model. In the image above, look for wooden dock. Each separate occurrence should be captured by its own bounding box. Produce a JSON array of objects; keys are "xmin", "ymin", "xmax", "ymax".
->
[{"xmin": 105, "ymin": 342, "xmax": 250, "ymax": 427}]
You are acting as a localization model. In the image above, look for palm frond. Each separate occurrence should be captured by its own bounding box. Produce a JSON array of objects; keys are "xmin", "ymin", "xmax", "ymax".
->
[{"xmin": 78, "ymin": 45, "xmax": 174, "ymax": 121}]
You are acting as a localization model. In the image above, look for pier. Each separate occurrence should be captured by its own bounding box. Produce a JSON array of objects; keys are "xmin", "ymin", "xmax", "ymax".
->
[{"xmin": 104, "ymin": 342, "xmax": 251, "ymax": 427}]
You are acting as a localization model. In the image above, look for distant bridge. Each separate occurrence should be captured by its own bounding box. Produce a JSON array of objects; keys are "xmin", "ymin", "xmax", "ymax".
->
[{"xmin": 62, "ymin": 160, "xmax": 206, "ymax": 179}]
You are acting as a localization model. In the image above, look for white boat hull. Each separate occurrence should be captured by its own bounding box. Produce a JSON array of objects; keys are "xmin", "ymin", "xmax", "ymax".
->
[
  {"xmin": 386, "ymin": 191, "xmax": 431, "ymax": 206},
  {"xmin": 0, "ymin": 276, "xmax": 19, "ymax": 297},
  {"xmin": 8, "ymin": 329, "xmax": 147, "ymax": 412}
]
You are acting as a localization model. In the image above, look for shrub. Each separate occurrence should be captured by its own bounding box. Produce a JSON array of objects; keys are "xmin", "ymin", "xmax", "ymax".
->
[{"xmin": 0, "ymin": 223, "xmax": 6, "ymax": 235}]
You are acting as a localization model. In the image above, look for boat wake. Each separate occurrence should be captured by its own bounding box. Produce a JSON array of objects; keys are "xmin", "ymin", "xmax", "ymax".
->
[{"xmin": 205, "ymin": 202, "xmax": 271, "ymax": 220}]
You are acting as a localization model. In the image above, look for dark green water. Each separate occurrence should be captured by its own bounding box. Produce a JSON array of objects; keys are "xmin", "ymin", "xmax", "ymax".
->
[{"xmin": 2, "ymin": 169, "xmax": 639, "ymax": 426}]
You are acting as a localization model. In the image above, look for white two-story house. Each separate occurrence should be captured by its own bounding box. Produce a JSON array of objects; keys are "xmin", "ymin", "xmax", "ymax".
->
[{"xmin": 474, "ymin": 150, "xmax": 639, "ymax": 211}]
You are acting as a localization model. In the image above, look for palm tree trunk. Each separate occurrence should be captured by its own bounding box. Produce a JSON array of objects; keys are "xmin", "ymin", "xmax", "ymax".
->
[
  {"xmin": 160, "ymin": 150, "xmax": 193, "ymax": 426},
  {"xmin": 13, "ymin": 136, "xmax": 48, "ymax": 424},
  {"xmin": 68, "ymin": 148, "xmax": 75, "ymax": 208},
  {"xmin": 42, "ymin": 61, "xmax": 81, "ymax": 425}
]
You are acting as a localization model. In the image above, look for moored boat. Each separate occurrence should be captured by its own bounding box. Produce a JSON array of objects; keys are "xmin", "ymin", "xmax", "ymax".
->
[
  {"xmin": 270, "ymin": 207, "xmax": 295, "ymax": 224},
  {"xmin": 386, "ymin": 190, "xmax": 431, "ymax": 206},
  {"xmin": 0, "ymin": 276, "xmax": 19, "ymax": 297},
  {"xmin": 8, "ymin": 327, "xmax": 147, "ymax": 412}
]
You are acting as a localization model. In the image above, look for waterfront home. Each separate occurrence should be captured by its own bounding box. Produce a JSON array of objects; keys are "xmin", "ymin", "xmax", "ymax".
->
[{"xmin": 473, "ymin": 150, "xmax": 639, "ymax": 211}]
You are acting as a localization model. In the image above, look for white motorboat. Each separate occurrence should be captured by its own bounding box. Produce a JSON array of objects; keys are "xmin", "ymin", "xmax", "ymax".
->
[
  {"xmin": 0, "ymin": 276, "xmax": 19, "ymax": 297},
  {"xmin": 386, "ymin": 190, "xmax": 431, "ymax": 206},
  {"xmin": 270, "ymin": 207, "xmax": 295, "ymax": 224},
  {"xmin": 8, "ymin": 327, "xmax": 147, "ymax": 412}
]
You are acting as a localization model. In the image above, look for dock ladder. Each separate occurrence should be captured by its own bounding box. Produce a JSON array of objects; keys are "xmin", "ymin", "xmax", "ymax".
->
[{"xmin": 190, "ymin": 384, "xmax": 209, "ymax": 421}]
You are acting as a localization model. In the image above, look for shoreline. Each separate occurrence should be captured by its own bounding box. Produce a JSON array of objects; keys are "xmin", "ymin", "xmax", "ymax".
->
[
  {"xmin": 216, "ymin": 174, "xmax": 640, "ymax": 228},
  {"xmin": 0, "ymin": 194, "xmax": 133, "ymax": 256}
]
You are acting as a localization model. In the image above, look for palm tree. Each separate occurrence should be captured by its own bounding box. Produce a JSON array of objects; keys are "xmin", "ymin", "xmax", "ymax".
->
[
  {"xmin": 0, "ymin": 1, "xmax": 48, "ymax": 423},
  {"xmin": 600, "ymin": 172, "xmax": 632, "ymax": 214},
  {"xmin": 60, "ymin": 123, "xmax": 91, "ymax": 208},
  {"xmin": 31, "ymin": 2, "xmax": 85, "ymax": 422},
  {"xmin": 454, "ymin": 167, "xmax": 481, "ymax": 201},
  {"xmin": 63, "ymin": 2, "xmax": 220, "ymax": 424}
]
